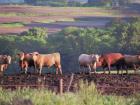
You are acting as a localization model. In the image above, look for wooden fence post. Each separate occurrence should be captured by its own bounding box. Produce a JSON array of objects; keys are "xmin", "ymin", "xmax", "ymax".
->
[
  {"xmin": 67, "ymin": 73, "xmax": 74, "ymax": 92},
  {"xmin": 59, "ymin": 78, "xmax": 63, "ymax": 95},
  {"xmin": 134, "ymin": 84, "xmax": 136, "ymax": 94}
]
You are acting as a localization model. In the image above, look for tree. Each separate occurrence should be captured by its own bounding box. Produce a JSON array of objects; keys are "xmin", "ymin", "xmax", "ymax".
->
[
  {"xmin": 113, "ymin": 18, "xmax": 140, "ymax": 54},
  {"xmin": 21, "ymin": 27, "xmax": 47, "ymax": 39}
]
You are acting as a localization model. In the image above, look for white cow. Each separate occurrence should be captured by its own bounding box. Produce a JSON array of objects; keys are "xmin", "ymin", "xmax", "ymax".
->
[{"xmin": 78, "ymin": 54, "xmax": 99, "ymax": 73}]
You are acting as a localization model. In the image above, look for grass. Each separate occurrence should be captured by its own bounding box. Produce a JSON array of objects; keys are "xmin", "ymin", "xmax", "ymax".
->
[
  {"xmin": 0, "ymin": 12, "xmax": 40, "ymax": 17},
  {"xmin": 0, "ymin": 81, "xmax": 138, "ymax": 105},
  {"xmin": 0, "ymin": 22, "xmax": 24, "ymax": 28},
  {"xmin": 34, "ymin": 18, "xmax": 75, "ymax": 24}
]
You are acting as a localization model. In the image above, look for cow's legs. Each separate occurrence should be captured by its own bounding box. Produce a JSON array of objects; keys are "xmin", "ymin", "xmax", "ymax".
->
[
  {"xmin": 39, "ymin": 68, "xmax": 42, "ymax": 75},
  {"xmin": 25, "ymin": 67, "xmax": 28, "ymax": 74},
  {"xmin": 121, "ymin": 69, "xmax": 123, "ymax": 74},
  {"xmin": 58, "ymin": 66, "xmax": 62, "ymax": 75},
  {"xmin": 107, "ymin": 63, "xmax": 111, "ymax": 74},
  {"xmin": 133, "ymin": 64, "xmax": 137, "ymax": 74},
  {"xmin": 79, "ymin": 65, "xmax": 82, "ymax": 72},
  {"xmin": 0, "ymin": 65, "xmax": 3, "ymax": 72},
  {"xmin": 56, "ymin": 67, "xmax": 58, "ymax": 74},
  {"xmin": 34, "ymin": 62, "xmax": 38, "ymax": 74},
  {"xmin": 116, "ymin": 65, "xmax": 120, "ymax": 74},
  {"xmin": 39, "ymin": 66, "xmax": 42, "ymax": 75},
  {"xmin": 124, "ymin": 65, "xmax": 128, "ymax": 74},
  {"xmin": 55, "ymin": 64, "xmax": 62, "ymax": 75},
  {"xmin": 103, "ymin": 66, "xmax": 106, "ymax": 74},
  {"xmin": 93, "ymin": 62, "xmax": 97, "ymax": 73},
  {"xmin": 88, "ymin": 64, "xmax": 91, "ymax": 74}
]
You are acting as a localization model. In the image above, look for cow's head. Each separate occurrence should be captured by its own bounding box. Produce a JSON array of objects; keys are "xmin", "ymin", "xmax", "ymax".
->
[
  {"xmin": 95, "ymin": 54, "xmax": 100, "ymax": 62},
  {"xmin": 17, "ymin": 52, "xmax": 25, "ymax": 61},
  {"xmin": 138, "ymin": 55, "xmax": 140, "ymax": 60},
  {"xmin": 29, "ymin": 52, "xmax": 39, "ymax": 62},
  {"xmin": 3, "ymin": 55, "xmax": 11, "ymax": 64},
  {"xmin": 91, "ymin": 54, "xmax": 100, "ymax": 62}
]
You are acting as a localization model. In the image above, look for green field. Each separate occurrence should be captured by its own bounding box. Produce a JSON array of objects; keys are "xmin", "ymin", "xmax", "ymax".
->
[{"xmin": 0, "ymin": 22, "xmax": 24, "ymax": 28}]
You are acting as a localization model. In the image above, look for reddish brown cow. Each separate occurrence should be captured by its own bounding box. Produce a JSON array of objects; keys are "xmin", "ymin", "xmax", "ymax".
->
[
  {"xmin": 31, "ymin": 52, "xmax": 62, "ymax": 75},
  {"xmin": 98, "ymin": 53, "xmax": 124, "ymax": 74},
  {"xmin": 17, "ymin": 52, "xmax": 36, "ymax": 74}
]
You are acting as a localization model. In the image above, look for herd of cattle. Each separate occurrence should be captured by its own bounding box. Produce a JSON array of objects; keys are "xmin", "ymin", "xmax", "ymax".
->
[
  {"xmin": 79, "ymin": 53, "xmax": 140, "ymax": 74},
  {"xmin": 0, "ymin": 52, "xmax": 140, "ymax": 75}
]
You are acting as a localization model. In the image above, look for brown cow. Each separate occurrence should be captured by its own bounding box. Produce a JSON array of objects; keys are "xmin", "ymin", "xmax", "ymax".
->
[
  {"xmin": 98, "ymin": 53, "xmax": 124, "ymax": 74},
  {"xmin": 0, "ymin": 55, "xmax": 11, "ymax": 75},
  {"xmin": 17, "ymin": 52, "xmax": 36, "ymax": 74},
  {"xmin": 31, "ymin": 52, "xmax": 62, "ymax": 75},
  {"xmin": 123, "ymin": 55, "xmax": 140, "ymax": 74}
]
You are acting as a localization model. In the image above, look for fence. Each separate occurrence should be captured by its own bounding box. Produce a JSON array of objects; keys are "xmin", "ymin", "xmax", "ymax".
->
[{"xmin": 0, "ymin": 73, "xmax": 140, "ymax": 95}]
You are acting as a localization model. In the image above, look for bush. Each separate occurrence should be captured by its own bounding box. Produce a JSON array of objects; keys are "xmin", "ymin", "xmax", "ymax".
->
[{"xmin": 21, "ymin": 27, "xmax": 47, "ymax": 39}]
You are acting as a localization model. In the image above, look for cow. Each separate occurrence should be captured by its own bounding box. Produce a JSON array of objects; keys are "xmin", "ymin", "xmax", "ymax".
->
[
  {"xmin": 0, "ymin": 55, "xmax": 11, "ymax": 75},
  {"xmin": 30, "ymin": 52, "xmax": 62, "ymax": 75},
  {"xmin": 17, "ymin": 52, "xmax": 37, "ymax": 74},
  {"xmin": 78, "ymin": 54, "xmax": 100, "ymax": 73},
  {"xmin": 98, "ymin": 53, "xmax": 124, "ymax": 74},
  {"xmin": 123, "ymin": 55, "xmax": 140, "ymax": 74}
]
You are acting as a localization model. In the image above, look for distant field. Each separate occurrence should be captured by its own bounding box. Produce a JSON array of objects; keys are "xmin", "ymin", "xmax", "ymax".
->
[{"xmin": 0, "ymin": 5, "xmax": 140, "ymax": 35}]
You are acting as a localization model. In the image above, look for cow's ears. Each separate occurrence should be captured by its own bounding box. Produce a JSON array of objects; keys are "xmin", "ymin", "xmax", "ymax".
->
[
  {"xmin": 29, "ymin": 53, "xmax": 32, "ymax": 55},
  {"xmin": 33, "ymin": 52, "xmax": 39, "ymax": 54},
  {"xmin": 17, "ymin": 54, "xmax": 20, "ymax": 56},
  {"xmin": 91, "ymin": 54, "xmax": 95, "ymax": 58},
  {"xmin": 138, "ymin": 55, "xmax": 140, "ymax": 59},
  {"xmin": 35, "ymin": 53, "xmax": 39, "ymax": 56},
  {"xmin": 29, "ymin": 53, "xmax": 39, "ymax": 56}
]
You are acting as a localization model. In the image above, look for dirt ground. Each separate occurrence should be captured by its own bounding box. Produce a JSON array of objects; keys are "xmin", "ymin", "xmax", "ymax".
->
[{"xmin": 1, "ymin": 73, "xmax": 140, "ymax": 96}]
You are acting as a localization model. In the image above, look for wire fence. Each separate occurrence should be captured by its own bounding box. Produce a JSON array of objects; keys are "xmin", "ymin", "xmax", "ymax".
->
[{"xmin": 0, "ymin": 73, "xmax": 140, "ymax": 95}]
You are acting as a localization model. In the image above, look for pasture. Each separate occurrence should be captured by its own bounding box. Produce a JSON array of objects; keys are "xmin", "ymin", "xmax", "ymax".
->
[
  {"xmin": 0, "ymin": 4, "xmax": 140, "ymax": 105},
  {"xmin": 0, "ymin": 5, "xmax": 140, "ymax": 35}
]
